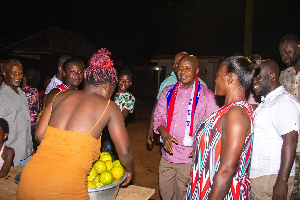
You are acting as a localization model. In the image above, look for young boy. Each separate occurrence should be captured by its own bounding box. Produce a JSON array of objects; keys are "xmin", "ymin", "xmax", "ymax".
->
[{"xmin": 0, "ymin": 118, "xmax": 15, "ymax": 178}]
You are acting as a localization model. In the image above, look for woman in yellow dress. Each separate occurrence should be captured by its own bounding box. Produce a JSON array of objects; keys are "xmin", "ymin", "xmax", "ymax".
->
[{"xmin": 17, "ymin": 48, "xmax": 134, "ymax": 199}]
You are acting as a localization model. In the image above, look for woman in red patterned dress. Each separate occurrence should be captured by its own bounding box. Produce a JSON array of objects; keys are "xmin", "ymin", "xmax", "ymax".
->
[{"xmin": 186, "ymin": 55, "xmax": 261, "ymax": 200}]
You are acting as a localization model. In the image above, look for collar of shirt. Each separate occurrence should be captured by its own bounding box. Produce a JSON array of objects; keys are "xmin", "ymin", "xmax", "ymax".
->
[
  {"xmin": 178, "ymin": 81, "xmax": 195, "ymax": 90},
  {"xmin": 261, "ymin": 86, "xmax": 285, "ymax": 103},
  {"xmin": 1, "ymin": 82, "xmax": 23, "ymax": 97},
  {"xmin": 171, "ymin": 71, "xmax": 176, "ymax": 76}
]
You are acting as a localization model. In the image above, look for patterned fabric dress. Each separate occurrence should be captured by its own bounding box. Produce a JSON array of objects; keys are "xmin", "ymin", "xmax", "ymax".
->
[
  {"xmin": 186, "ymin": 101, "xmax": 254, "ymax": 200},
  {"xmin": 22, "ymin": 86, "xmax": 39, "ymax": 129},
  {"xmin": 114, "ymin": 92, "xmax": 135, "ymax": 113}
]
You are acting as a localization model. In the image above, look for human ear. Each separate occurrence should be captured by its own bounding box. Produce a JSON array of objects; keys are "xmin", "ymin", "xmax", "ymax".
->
[
  {"xmin": 4, "ymin": 133, "xmax": 8, "ymax": 140},
  {"xmin": 103, "ymin": 82, "xmax": 111, "ymax": 90},
  {"xmin": 227, "ymin": 73, "xmax": 233, "ymax": 85},
  {"xmin": 58, "ymin": 66, "xmax": 63, "ymax": 72},
  {"xmin": 270, "ymin": 73, "xmax": 275, "ymax": 81}
]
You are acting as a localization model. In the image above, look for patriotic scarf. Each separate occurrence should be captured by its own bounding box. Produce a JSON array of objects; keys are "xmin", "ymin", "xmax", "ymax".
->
[{"xmin": 165, "ymin": 75, "xmax": 201, "ymax": 146}]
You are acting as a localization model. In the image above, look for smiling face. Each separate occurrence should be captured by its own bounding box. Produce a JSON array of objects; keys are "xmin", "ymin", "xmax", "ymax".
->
[
  {"xmin": 117, "ymin": 74, "xmax": 132, "ymax": 93},
  {"xmin": 63, "ymin": 61, "xmax": 84, "ymax": 89},
  {"xmin": 177, "ymin": 56, "xmax": 199, "ymax": 89},
  {"xmin": 279, "ymin": 40, "xmax": 300, "ymax": 68},
  {"xmin": 3, "ymin": 61, "xmax": 23, "ymax": 91},
  {"xmin": 252, "ymin": 65, "xmax": 272, "ymax": 96}
]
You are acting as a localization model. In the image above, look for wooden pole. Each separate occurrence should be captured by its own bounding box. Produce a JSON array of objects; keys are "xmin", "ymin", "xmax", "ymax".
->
[{"xmin": 244, "ymin": 0, "xmax": 253, "ymax": 57}]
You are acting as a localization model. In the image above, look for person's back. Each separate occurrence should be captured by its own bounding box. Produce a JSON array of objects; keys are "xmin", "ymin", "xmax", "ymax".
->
[
  {"xmin": 17, "ymin": 90, "xmax": 113, "ymax": 199},
  {"xmin": 49, "ymin": 90, "xmax": 122, "ymax": 139},
  {"xmin": 17, "ymin": 48, "xmax": 134, "ymax": 200}
]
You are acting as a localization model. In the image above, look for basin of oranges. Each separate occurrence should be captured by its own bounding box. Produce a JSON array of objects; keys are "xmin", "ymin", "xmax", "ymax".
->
[{"xmin": 87, "ymin": 151, "xmax": 125, "ymax": 189}]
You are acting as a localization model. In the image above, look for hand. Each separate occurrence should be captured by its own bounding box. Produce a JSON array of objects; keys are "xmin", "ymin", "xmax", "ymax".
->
[
  {"xmin": 272, "ymin": 180, "xmax": 288, "ymax": 200},
  {"xmin": 162, "ymin": 133, "xmax": 178, "ymax": 154},
  {"xmin": 189, "ymin": 151, "xmax": 193, "ymax": 158},
  {"xmin": 146, "ymin": 130, "xmax": 154, "ymax": 146},
  {"xmin": 122, "ymin": 170, "xmax": 133, "ymax": 186}
]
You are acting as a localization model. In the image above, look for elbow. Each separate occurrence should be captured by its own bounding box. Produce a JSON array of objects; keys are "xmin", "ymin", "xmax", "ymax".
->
[
  {"xmin": 119, "ymin": 146, "xmax": 133, "ymax": 159},
  {"xmin": 217, "ymin": 167, "xmax": 236, "ymax": 180}
]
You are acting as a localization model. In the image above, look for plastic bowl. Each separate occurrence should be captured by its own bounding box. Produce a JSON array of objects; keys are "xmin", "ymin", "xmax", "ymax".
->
[{"xmin": 88, "ymin": 170, "xmax": 127, "ymax": 200}]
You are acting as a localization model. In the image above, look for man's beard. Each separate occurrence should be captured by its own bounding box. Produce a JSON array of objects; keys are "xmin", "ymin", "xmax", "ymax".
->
[{"xmin": 285, "ymin": 53, "xmax": 300, "ymax": 67}]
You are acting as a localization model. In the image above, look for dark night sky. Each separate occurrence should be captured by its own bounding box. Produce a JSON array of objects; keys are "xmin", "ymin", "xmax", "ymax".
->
[{"xmin": 1, "ymin": 0, "xmax": 300, "ymax": 68}]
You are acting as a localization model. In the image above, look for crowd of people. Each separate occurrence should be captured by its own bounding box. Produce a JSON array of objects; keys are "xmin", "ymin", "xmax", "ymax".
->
[
  {"xmin": 0, "ymin": 34, "xmax": 300, "ymax": 200},
  {"xmin": 147, "ymin": 33, "xmax": 300, "ymax": 200}
]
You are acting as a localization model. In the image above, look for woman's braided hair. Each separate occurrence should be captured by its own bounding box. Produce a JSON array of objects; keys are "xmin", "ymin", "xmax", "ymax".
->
[{"xmin": 84, "ymin": 48, "xmax": 118, "ymax": 86}]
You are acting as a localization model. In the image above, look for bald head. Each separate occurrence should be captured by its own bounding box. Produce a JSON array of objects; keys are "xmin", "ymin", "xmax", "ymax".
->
[
  {"xmin": 253, "ymin": 59, "xmax": 280, "ymax": 96},
  {"xmin": 58, "ymin": 55, "xmax": 72, "ymax": 67},
  {"xmin": 179, "ymin": 55, "xmax": 199, "ymax": 69},
  {"xmin": 174, "ymin": 52, "xmax": 188, "ymax": 70},
  {"xmin": 261, "ymin": 59, "xmax": 280, "ymax": 82},
  {"xmin": 177, "ymin": 55, "xmax": 199, "ymax": 89}
]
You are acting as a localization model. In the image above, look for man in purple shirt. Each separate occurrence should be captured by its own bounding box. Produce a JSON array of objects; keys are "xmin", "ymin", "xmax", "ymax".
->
[{"xmin": 153, "ymin": 55, "xmax": 219, "ymax": 200}]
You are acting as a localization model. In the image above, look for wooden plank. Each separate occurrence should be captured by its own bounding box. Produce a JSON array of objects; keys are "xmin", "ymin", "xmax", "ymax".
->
[{"xmin": 116, "ymin": 185, "xmax": 155, "ymax": 200}]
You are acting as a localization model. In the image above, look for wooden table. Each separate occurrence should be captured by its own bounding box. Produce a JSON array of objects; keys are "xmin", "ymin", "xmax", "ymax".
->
[{"xmin": 0, "ymin": 166, "xmax": 155, "ymax": 200}]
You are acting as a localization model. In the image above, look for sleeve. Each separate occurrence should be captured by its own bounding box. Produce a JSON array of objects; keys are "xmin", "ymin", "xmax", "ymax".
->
[
  {"xmin": 156, "ymin": 80, "xmax": 168, "ymax": 100},
  {"xmin": 0, "ymin": 97, "xmax": 5, "ymax": 118},
  {"xmin": 127, "ymin": 94, "xmax": 135, "ymax": 113},
  {"xmin": 272, "ymin": 98, "xmax": 300, "ymax": 136},
  {"xmin": 279, "ymin": 71, "xmax": 284, "ymax": 85},
  {"xmin": 45, "ymin": 76, "xmax": 62, "ymax": 94},
  {"xmin": 115, "ymin": 93, "xmax": 135, "ymax": 113},
  {"xmin": 45, "ymin": 77, "xmax": 55, "ymax": 94},
  {"xmin": 153, "ymin": 87, "xmax": 169, "ymax": 134}
]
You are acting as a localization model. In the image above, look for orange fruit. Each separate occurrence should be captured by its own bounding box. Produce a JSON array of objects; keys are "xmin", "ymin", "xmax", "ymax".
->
[
  {"xmin": 100, "ymin": 171, "xmax": 113, "ymax": 186},
  {"xmin": 99, "ymin": 151, "xmax": 110, "ymax": 159},
  {"xmin": 101, "ymin": 154, "xmax": 112, "ymax": 162},
  {"xmin": 113, "ymin": 160, "xmax": 123, "ymax": 168},
  {"xmin": 87, "ymin": 181, "xmax": 97, "ymax": 188},
  {"xmin": 94, "ymin": 174, "xmax": 104, "ymax": 187},
  {"xmin": 111, "ymin": 166, "xmax": 123, "ymax": 180},
  {"xmin": 105, "ymin": 160, "xmax": 114, "ymax": 171},
  {"xmin": 87, "ymin": 167, "xmax": 97, "ymax": 181},
  {"xmin": 93, "ymin": 160, "xmax": 107, "ymax": 174}
]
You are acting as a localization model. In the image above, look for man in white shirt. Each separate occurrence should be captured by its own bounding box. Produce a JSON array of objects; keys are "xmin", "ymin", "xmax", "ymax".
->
[
  {"xmin": 45, "ymin": 55, "xmax": 71, "ymax": 94},
  {"xmin": 250, "ymin": 59, "xmax": 300, "ymax": 200}
]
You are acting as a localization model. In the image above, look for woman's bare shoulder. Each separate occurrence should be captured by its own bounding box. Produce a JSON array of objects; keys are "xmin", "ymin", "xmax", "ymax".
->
[{"xmin": 3, "ymin": 146, "xmax": 14, "ymax": 157}]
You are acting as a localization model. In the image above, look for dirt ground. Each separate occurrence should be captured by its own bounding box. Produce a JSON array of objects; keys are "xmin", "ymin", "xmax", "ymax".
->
[
  {"xmin": 125, "ymin": 99, "xmax": 162, "ymax": 200},
  {"xmin": 127, "ymin": 121, "xmax": 162, "ymax": 200}
]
